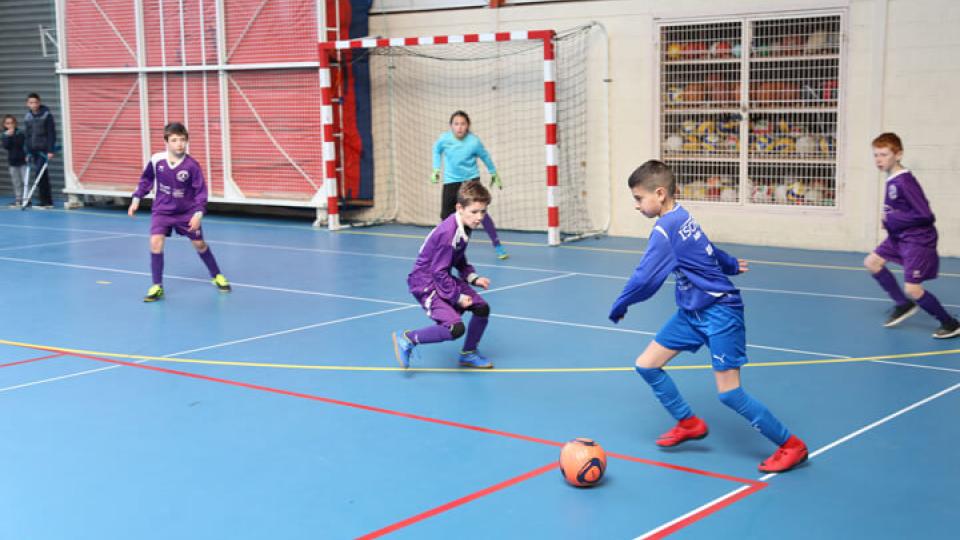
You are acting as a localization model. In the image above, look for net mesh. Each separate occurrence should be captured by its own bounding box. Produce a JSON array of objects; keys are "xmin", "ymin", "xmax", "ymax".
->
[{"xmin": 344, "ymin": 26, "xmax": 604, "ymax": 236}]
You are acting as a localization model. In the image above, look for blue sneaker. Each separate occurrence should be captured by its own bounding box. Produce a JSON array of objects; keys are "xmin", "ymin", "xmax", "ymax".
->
[
  {"xmin": 494, "ymin": 244, "xmax": 509, "ymax": 260},
  {"xmin": 458, "ymin": 350, "xmax": 493, "ymax": 369},
  {"xmin": 392, "ymin": 330, "xmax": 415, "ymax": 368}
]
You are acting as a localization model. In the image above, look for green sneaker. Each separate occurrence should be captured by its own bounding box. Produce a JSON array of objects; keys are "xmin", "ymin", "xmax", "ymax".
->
[
  {"xmin": 212, "ymin": 273, "xmax": 232, "ymax": 292},
  {"xmin": 143, "ymin": 284, "xmax": 164, "ymax": 302}
]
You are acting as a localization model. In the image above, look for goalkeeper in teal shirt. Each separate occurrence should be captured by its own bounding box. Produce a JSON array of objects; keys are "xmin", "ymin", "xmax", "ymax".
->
[{"xmin": 432, "ymin": 110, "xmax": 508, "ymax": 260}]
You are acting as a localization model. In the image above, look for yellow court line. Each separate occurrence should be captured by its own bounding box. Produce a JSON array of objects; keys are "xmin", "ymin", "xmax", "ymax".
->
[{"xmin": 1, "ymin": 338, "xmax": 957, "ymax": 374}]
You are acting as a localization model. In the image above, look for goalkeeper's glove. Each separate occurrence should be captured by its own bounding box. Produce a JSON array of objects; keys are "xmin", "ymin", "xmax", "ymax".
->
[
  {"xmin": 490, "ymin": 172, "xmax": 503, "ymax": 190},
  {"xmin": 431, "ymin": 169, "xmax": 441, "ymax": 184}
]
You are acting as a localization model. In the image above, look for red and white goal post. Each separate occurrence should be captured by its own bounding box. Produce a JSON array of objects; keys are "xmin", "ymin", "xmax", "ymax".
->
[{"xmin": 317, "ymin": 26, "xmax": 607, "ymax": 245}]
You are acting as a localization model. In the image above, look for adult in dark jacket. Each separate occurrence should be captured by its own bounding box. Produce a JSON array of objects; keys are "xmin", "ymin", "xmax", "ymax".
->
[{"xmin": 23, "ymin": 93, "xmax": 55, "ymax": 208}]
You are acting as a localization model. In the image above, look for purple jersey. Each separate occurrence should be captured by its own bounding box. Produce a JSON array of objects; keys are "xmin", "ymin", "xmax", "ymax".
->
[
  {"xmin": 407, "ymin": 214, "xmax": 478, "ymax": 305},
  {"xmin": 133, "ymin": 152, "xmax": 208, "ymax": 216},
  {"xmin": 883, "ymin": 170, "xmax": 937, "ymax": 246}
]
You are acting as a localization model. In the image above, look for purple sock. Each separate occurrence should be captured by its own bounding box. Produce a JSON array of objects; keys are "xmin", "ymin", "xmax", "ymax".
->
[
  {"xmin": 407, "ymin": 324, "xmax": 453, "ymax": 345},
  {"xmin": 462, "ymin": 314, "xmax": 489, "ymax": 352},
  {"xmin": 481, "ymin": 214, "xmax": 500, "ymax": 247},
  {"xmin": 872, "ymin": 267, "xmax": 909, "ymax": 306},
  {"xmin": 150, "ymin": 252, "xmax": 163, "ymax": 285},
  {"xmin": 916, "ymin": 291, "xmax": 953, "ymax": 324},
  {"xmin": 198, "ymin": 247, "xmax": 221, "ymax": 277}
]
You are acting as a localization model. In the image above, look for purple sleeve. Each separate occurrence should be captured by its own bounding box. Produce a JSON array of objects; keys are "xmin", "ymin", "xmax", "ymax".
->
[
  {"xmin": 428, "ymin": 239, "xmax": 466, "ymax": 304},
  {"xmin": 132, "ymin": 160, "xmax": 155, "ymax": 199},
  {"xmin": 453, "ymin": 253, "xmax": 476, "ymax": 281},
  {"xmin": 885, "ymin": 178, "xmax": 934, "ymax": 233},
  {"xmin": 191, "ymin": 161, "xmax": 208, "ymax": 215},
  {"xmin": 713, "ymin": 246, "xmax": 740, "ymax": 275}
]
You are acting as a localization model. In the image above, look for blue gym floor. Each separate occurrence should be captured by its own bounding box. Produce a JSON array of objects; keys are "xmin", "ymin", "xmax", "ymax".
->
[{"xmin": 0, "ymin": 204, "xmax": 957, "ymax": 539}]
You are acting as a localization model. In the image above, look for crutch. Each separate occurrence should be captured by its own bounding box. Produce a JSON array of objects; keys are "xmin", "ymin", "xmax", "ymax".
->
[{"xmin": 22, "ymin": 154, "xmax": 48, "ymax": 210}]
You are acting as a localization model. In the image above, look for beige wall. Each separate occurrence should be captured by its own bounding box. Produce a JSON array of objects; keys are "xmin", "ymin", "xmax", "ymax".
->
[{"xmin": 369, "ymin": 0, "xmax": 959, "ymax": 255}]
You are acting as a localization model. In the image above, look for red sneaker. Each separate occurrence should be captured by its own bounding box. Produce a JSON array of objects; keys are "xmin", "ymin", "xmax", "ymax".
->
[
  {"xmin": 759, "ymin": 435, "xmax": 808, "ymax": 473},
  {"xmin": 656, "ymin": 416, "xmax": 709, "ymax": 447}
]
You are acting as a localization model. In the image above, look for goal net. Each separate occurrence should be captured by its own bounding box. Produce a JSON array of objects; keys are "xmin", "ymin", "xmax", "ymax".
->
[{"xmin": 320, "ymin": 24, "xmax": 607, "ymax": 244}]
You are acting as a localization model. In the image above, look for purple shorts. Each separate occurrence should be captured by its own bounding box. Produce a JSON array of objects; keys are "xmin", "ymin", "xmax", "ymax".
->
[
  {"xmin": 151, "ymin": 212, "xmax": 203, "ymax": 241},
  {"xmin": 874, "ymin": 237, "xmax": 939, "ymax": 283},
  {"xmin": 414, "ymin": 283, "xmax": 487, "ymax": 328}
]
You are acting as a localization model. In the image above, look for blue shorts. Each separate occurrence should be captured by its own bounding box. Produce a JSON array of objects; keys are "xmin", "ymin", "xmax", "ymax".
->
[{"xmin": 654, "ymin": 304, "xmax": 747, "ymax": 371}]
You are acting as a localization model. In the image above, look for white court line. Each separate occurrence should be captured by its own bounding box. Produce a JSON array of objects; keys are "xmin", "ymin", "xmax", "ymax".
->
[
  {"xmin": 637, "ymin": 380, "xmax": 960, "ymax": 539},
  {"xmin": 1, "ymin": 221, "xmax": 957, "ymax": 307},
  {"xmin": 869, "ymin": 360, "xmax": 960, "ymax": 374},
  {"xmin": 0, "ymin": 233, "xmax": 135, "ymax": 252},
  {"xmin": 0, "ymin": 273, "xmax": 578, "ymax": 393},
  {"xmin": 164, "ymin": 275, "xmax": 577, "ymax": 357},
  {"xmin": 491, "ymin": 313, "xmax": 847, "ymax": 359},
  {"xmin": 635, "ymin": 484, "xmax": 754, "ymax": 540}
]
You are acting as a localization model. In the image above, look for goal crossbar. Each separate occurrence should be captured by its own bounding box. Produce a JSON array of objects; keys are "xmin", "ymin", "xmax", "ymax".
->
[{"xmin": 317, "ymin": 30, "xmax": 561, "ymax": 245}]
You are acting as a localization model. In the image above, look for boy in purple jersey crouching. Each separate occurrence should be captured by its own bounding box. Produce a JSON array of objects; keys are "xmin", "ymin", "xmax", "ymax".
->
[
  {"xmin": 392, "ymin": 181, "xmax": 494, "ymax": 369},
  {"xmin": 128, "ymin": 122, "xmax": 230, "ymax": 302},
  {"xmin": 864, "ymin": 133, "xmax": 959, "ymax": 338}
]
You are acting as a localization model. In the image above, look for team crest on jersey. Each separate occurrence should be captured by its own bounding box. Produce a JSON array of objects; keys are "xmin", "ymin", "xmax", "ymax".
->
[
  {"xmin": 678, "ymin": 216, "xmax": 702, "ymax": 241},
  {"xmin": 176, "ymin": 170, "xmax": 189, "ymax": 182},
  {"xmin": 887, "ymin": 184, "xmax": 898, "ymax": 200}
]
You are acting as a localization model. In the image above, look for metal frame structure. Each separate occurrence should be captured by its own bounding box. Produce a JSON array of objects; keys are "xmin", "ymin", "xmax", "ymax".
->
[
  {"xmin": 317, "ymin": 30, "xmax": 561, "ymax": 243},
  {"xmin": 55, "ymin": 0, "xmax": 327, "ymax": 219}
]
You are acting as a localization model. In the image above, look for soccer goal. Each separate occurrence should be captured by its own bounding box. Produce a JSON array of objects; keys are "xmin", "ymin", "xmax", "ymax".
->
[{"xmin": 318, "ymin": 24, "xmax": 608, "ymax": 245}]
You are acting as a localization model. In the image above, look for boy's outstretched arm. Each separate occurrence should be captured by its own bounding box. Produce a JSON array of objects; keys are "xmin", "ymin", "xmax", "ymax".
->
[{"xmin": 609, "ymin": 230, "xmax": 676, "ymax": 323}]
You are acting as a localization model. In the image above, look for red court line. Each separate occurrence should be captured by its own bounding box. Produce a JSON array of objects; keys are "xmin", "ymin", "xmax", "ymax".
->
[
  {"xmin": 357, "ymin": 462, "xmax": 559, "ymax": 539},
  {"xmin": 645, "ymin": 482, "xmax": 767, "ymax": 539},
  {"xmin": 42, "ymin": 348, "xmax": 765, "ymax": 537},
  {"xmin": 0, "ymin": 352, "xmax": 65, "ymax": 369}
]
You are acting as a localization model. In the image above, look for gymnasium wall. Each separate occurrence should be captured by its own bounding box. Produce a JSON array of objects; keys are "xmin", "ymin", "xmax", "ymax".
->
[{"xmin": 369, "ymin": 0, "xmax": 960, "ymax": 256}]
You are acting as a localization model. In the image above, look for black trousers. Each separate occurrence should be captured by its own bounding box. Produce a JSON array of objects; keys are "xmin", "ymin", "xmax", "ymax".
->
[{"xmin": 440, "ymin": 177, "xmax": 480, "ymax": 220}]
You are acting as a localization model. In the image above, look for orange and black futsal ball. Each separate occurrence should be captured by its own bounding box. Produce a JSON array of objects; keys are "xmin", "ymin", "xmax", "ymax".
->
[{"xmin": 559, "ymin": 438, "xmax": 607, "ymax": 487}]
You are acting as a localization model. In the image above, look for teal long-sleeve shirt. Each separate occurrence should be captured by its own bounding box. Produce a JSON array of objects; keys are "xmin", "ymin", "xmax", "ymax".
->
[{"xmin": 432, "ymin": 131, "xmax": 496, "ymax": 184}]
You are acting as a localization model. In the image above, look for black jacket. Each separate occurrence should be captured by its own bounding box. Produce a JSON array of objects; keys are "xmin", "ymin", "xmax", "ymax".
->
[
  {"xmin": 24, "ymin": 105, "xmax": 56, "ymax": 154},
  {"xmin": 1, "ymin": 129, "xmax": 26, "ymax": 166}
]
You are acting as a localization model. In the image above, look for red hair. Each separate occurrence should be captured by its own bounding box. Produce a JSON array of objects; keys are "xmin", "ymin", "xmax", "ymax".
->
[{"xmin": 872, "ymin": 132, "xmax": 903, "ymax": 153}]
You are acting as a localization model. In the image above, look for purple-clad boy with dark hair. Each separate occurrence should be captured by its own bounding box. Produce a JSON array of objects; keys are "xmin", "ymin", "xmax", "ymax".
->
[
  {"xmin": 864, "ymin": 132, "xmax": 959, "ymax": 338},
  {"xmin": 128, "ymin": 122, "xmax": 231, "ymax": 302},
  {"xmin": 392, "ymin": 180, "xmax": 494, "ymax": 369}
]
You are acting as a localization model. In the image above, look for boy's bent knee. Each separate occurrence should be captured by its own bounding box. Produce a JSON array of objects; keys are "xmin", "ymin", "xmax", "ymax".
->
[
  {"xmin": 634, "ymin": 365, "xmax": 664, "ymax": 383},
  {"xmin": 450, "ymin": 322, "xmax": 466, "ymax": 339},
  {"xmin": 904, "ymin": 283, "xmax": 924, "ymax": 300},
  {"xmin": 470, "ymin": 303, "xmax": 490, "ymax": 317}
]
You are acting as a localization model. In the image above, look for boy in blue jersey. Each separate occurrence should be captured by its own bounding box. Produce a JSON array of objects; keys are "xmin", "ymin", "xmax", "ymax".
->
[
  {"xmin": 863, "ymin": 133, "xmax": 959, "ymax": 338},
  {"xmin": 609, "ymin": 160, "xmax": 807, "ymax": 473},
  {"xmin": 128, "ymin": 122, "xmax": 231, "ymax": 302},
  {"xmin": 392, "ymin": 181, "xmax": 494, "ymax": 369},
  {"xmin": 432, "ymin": 110, "xmax": 508, "ymax": 259}
]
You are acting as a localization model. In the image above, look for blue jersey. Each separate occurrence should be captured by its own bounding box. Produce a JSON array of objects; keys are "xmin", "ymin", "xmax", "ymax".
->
[
  {"xmin": 432, "ymin": 131, "xmax": 496, "ymax": 183},
  {"xmin": 610, "ymin": 205, "xmax": 742, "ymax": 319}
]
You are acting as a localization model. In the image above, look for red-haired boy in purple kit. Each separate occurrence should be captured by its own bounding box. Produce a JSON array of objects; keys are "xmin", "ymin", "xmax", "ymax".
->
[
  {"xmin": 128, "ymin": 122, "xmax": 231, "ymax": 302},
  {"xmin": 864, "ymin": 132, "xmax": 959, "ymax": 338}
]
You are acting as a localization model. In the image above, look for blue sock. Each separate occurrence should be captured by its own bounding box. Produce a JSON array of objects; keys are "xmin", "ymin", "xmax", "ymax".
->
[
  {"xmin": 635, "ymin": 366, "xmax": 692, "ymax": 421},
  {"xmin": 718, "ymin": 387, "xmax": 790, "ymax": 446}
]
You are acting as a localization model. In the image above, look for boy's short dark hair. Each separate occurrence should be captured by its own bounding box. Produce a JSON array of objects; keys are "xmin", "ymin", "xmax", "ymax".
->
[
  {"xmin": 3, "ymin": 115, "xmax": 16, "ymax": 124},
  {"xmin": 457, "ymin": 180, "xmax": 491, "ymax": 207},
  {"xmin": 628, "ymin": 159, "xmax": 676, "ymax": 197},
  {"xmin": 163, "ymin": 122, "xmax": 189, "ymax": 141},
  {"xmin": 26, "ymin": 93, "xmax": 40, "ymax": 101},
  {"xmin": 872, "ymin": 132, "xmax": 903, "ymax": 154}
]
